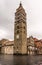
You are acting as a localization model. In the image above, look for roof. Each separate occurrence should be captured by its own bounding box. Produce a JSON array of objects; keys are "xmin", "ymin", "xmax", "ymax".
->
[{"xmin": 33, "ymin": 38, "xmax": 38, "ymax": 42}]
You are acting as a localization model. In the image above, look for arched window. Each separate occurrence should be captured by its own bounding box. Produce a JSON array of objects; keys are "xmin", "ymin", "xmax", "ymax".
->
[
  {"xmin": 17, "ymin": 30, "xmax": 19, "ymax": 34},
  {"xmin": 17, "ymin": 26, "xmax": 19, "ymax": 29}
]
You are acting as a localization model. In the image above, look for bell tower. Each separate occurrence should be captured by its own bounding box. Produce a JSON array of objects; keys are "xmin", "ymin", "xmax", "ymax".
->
[{"xmin": 14, "ymin": 3, "xmax": 27, "ymax": 54}]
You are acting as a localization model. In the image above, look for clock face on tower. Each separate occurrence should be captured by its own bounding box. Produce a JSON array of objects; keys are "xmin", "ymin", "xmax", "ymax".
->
[{"xmin": 16, "ymin": 35, "xmax": 19, "ymax": 39}]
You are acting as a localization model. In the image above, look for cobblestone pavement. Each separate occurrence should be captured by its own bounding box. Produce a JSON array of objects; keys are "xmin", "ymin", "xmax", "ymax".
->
[{"xmin": 0, "ymin": 55, "xmax": 42, "ymax": 65}]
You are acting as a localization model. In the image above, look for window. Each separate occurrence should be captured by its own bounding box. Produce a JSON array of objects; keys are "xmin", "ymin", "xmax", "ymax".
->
[
  {"xmin": 17, "ymin": 13, "xmax": 20, "ymax": 16},
  {"xmin": 17, "ymin": 30, "xmax": 19, "ymax": 34},
  {"xmin": 24, "ymin": 26, "xmax": 25, "ymax": 29},
  {"xmin": 17, "ymin": 26, "xmax": 19, "ymax": 29},
  {"xmin": 18, "ymin": 17, "xmax": 19, "ymax": 19},
  {"xmin": 17, "ymin": 47, "xmax": 18, "ymax": 49},
  {"xmin": 17, "ymin": 21, "xmax": 19, "ymax": 23}
]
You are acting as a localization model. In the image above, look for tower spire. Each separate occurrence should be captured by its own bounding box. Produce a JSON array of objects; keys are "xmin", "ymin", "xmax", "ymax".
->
[{"xmin": 20, "ymin": 1, "xmax": 22, "ymax": 6}]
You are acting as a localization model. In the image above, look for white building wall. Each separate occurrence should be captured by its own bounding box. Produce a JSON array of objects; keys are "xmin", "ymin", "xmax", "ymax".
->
[
  {"xmin": 4, "ymin": 46, "xmax": 14, "ymax": 54},
  {"xmin": 1, "ymin": 40, "xmax": 14, "ymax": 54}
]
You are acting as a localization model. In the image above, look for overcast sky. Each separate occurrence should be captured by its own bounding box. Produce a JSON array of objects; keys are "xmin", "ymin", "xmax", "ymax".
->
[{"xmin": 0, "ymin": 0, "xmax": 42, "ymax": 40}]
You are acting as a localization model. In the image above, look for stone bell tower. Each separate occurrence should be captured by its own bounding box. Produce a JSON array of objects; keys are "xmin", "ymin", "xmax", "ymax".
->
[{"xmin": 14, "ymin": 2, "xmax": 27, "ymax": 54}]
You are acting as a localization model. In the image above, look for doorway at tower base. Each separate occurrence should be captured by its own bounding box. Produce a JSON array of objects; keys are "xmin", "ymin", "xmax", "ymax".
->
[{"xmin": 14, "ymin": 50, "xmax": 27, "ymax": 55}]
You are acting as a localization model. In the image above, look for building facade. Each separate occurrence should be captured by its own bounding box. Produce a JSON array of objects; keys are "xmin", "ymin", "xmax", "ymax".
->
[
  {"xmin": 27, "ymin": 36, "xmax": 35, "ymax": 55},
  {"xmin": 0, "ymin": 39, "xmax": 14, "ymax": 54},
  {"xmin": 34, "ymin": 40, "xmax": 42, "ymax": 55}
]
